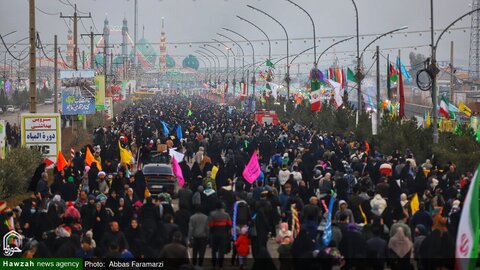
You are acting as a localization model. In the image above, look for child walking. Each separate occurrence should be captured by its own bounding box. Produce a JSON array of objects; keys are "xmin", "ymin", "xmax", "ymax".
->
[{"xmin": 234, "ymin": 226, "xmax": 251, "ymax": 270}]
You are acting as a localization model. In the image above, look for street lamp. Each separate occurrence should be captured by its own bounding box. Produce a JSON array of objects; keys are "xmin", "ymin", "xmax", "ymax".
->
[
  {"xmin": 236, "ymin": 16, "xmax": 271, "ymax": 61},
  {"xmin": 217, "ymin": 33, "xmax": 245, "ymax": 100},
  {"xmin": 247, "ymin": 5, "xmax": 291, "ymax": 97},
  {"xmin": 213, "ymin": 39, "xmax": 236, "ymax": 99},
  {"xmin": 222, "ymin": 28, "xmax": 256, "ymax": 109},
  {"xmin": 356, "ymin": 26, "xmax": 408, "ymax": 113},
  {"xmin": 350, "ymin": 0, "xmax": 361, "ymax": 111},
  {"xmin": 196, "ymin": 50, "xmax": 215, "ymax": 86},
  {"xmin": 206, "ymin": 43, "xmax": 229, "ymax": 103},
  {"xmin": 195, "ymin": 55, "xmax": 209, "ymax": 83},
  {"xmin": 199, "ymin": 47, "xmax": 221, "ymax": 85},
  {"xmin": 286, "ymin": 0, "xmax": 316, "ymax": 66},
  {"xmin": 421, "ymin": 1, "xmax": 480, "ymax": 144},
  {"xmin": 316, "ymin": 37, "xmax": 354, "ymax": 65}
]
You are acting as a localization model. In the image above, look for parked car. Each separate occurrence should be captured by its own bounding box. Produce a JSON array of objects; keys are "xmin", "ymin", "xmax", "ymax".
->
[
  {"xmin": 6, "ymin": 105, "xmax": 14, "ymax": 113},
  {"xmin": 142, "ymin": 163, "xmax": 178, "ymax": 196},
  {"xmin": 44, "ymin": 98, "xmax": 53, "ymax": 104}
]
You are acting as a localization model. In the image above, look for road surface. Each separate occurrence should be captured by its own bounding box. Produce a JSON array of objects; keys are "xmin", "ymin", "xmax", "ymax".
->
[{"xmin": 0, "ymin": 103, "xmax": 57, "ymax": 125}]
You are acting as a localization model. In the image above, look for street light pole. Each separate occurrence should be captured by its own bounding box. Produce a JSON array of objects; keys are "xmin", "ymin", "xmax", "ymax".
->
[
  {"xmin": 286, "ymin": 0, "xmax": 316, "ymax": 66},
  {"xmin": 196, "ymin": 50, "xmax": 214, "ymax": 84},
  {"xmin": 199, "ymin": 47, "xmax": 221, "ymax": 86},
  {"xmin": 217, "ymin": 33, "xmax": 245, "ymax": 95},
  {"xmin": 213, "ymin": 39, "xmax": 236, "ymax": 100},
  {"xmin": 247, "ymin": 5, "xmax": 291, "ymax": 97},
  {"xmin": 351, "ymin": 0, "xmax": 361, "ymax": 112},
  {"xmin": 222, "ymin": 28, "xmax": 255, "ymax": 109}
]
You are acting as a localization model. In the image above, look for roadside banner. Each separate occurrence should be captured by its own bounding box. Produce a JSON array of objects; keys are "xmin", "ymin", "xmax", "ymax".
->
[{"xmin": 21, "ymin": 114, "xmax": 61, "ymax": 166}]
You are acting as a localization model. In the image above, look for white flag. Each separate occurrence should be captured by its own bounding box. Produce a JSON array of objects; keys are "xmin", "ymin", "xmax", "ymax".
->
[
  {"xmin": 455, "ymin": 165, "xmax": 480, "ymax": 270},
  {"xmin": 328, "ymin": 79, "xmax": 343, "ymax": 108}
]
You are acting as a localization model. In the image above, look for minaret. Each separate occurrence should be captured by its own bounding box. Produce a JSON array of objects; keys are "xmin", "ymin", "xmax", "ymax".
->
[
  {"xmin": 160, "ymin": 17, "xmax": 167, "ymax": 73},
  {"xmin": 66, "ymin": 22, "xmax": 74, "ymax": 66},
  {"xmin": 103, "ymin": 15, "xmax": 110, "ymax": 73},
  {"xmin": 122, "ymin": 16, "xmax": 128, "ymax": 60}
]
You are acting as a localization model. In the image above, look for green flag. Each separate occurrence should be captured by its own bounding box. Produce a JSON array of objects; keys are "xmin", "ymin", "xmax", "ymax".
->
[
  {"xmin": 347, "ymin": 68, "xmax": 356, "ymax": 82},
  {"xmin": 389, "ymin": 64, "xmax": 398, "ymax": 82},
  {"xmin": 266, "ymin": 59, "xmax": 275, "ymax": 69},
  {"xmin": 187, "ymin": 109, "xmax": 192, "ymax": 117}
]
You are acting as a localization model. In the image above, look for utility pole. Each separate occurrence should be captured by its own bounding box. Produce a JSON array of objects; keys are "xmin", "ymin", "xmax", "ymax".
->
[
  {"xmin": 60, "ymin": 5, "xmax": 91, "ymax": 70},
  {"xmin": 450, "ymin": 41, "xmax": 454, "ymax": 103},
  {"xmin": 54, "ymin": 35, "xmax": 58, "ymax": 113},
  {"xmin": 29, "ymin": 0, "xmax": 36, "ymax": 113},
  {"xmin": 431, "ymin": 0, "xmax": 439, "ymax": 144},
  {"xmin": 82, "ymin": 50, "xmax": 85, "ymax": 70},
  {"xmin": 81, "ymin": 31, "xmax": 103, "ymax": 70},
  {"xmin": 133, "ymin": 0, "xmax": 138, "ymax": 84},
  {"xmin": 376, "ymin": 45, "xmax": 380, "ymax": 135}
]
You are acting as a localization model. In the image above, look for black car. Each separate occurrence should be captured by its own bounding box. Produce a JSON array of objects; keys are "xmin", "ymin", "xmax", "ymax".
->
[{"xmin": 142, "ymin": 163, "xmax": 178, "ymax": 196}]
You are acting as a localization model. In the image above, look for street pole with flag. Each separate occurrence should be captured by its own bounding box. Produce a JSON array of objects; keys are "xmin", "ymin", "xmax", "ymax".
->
[{"xmin": 455, "ymin": 165, "xmax": 479, "ymax": 270}]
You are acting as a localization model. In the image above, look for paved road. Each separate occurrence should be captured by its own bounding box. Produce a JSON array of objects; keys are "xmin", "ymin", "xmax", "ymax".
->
[{"xmin": 0, "ymin": 103, "xmax": 57, "ymax": 125}]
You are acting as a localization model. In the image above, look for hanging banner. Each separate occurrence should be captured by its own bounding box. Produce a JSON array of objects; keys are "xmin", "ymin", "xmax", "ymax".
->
[
  {"xmin": 110, "ymin": 84, "xmax": 122, "ymax": 102},
  {"xmin": 471, "ymin": 116, "xmax": 478, "ymax": 133},
  {"xmin": 0, "ymin": 120, "xmax": 6, "ymax": 160},
  {"xmin": 105, "ymin": 97, "xmax": 113, "ymax": 120},
  {"xmin": 95, "ymin": 75, "xmax": 105, "ymax": 110},
  {"xmin": 121, "ymin": 81, "xmax": 127, "ymax": 101},
  {"xmin": 439, "ymin": 119, "xmax": 456, "ymax": 132},
  {"xmin": 21, "ymin": 114, "xmax": 61, "ymax": 166},
  {"xmin": 61, "ymin": 70, "xmax": 96, "ymax": 115}
]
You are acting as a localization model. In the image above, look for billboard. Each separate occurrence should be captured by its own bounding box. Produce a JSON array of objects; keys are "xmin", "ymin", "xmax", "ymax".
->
[
  {"xmin": 21, "ymin": 114, "xmax": 61, "ymax": 165},
  {"xmin": 95, "ymin": 75, "xmax": 105, "ymax": 110},
  {"xmin": 105, "ymin": 97, "xmax": 113, "ymax": 120},
  {"xmin": 60, "ymin": 70, "xmax": 96, "ymax": 115}
]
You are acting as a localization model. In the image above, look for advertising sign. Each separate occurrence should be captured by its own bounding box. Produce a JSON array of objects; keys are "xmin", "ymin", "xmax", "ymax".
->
[
  {"xmin": 21, "ymin": 114, "xmax": 61, "ymax": 165},
  {"xmin": 95, "ymin": 75, "xmax": 105, "ymax": 110},
  {"xmin": 105, "ymin": 97, "xmax": 113, "ymax": 120},
  {"xmin": 60, "ymin": 70, "xmax": 96, "ymax": 115}
]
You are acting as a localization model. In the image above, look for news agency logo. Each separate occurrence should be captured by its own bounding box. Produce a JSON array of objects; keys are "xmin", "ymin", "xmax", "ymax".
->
[{"xmin": 3, "ymin": 230, "xmax": 22, "ymax": 257}]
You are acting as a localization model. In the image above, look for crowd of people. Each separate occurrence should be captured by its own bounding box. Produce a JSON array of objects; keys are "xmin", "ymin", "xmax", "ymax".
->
[{"xmin": 0, "ymin": 94, "xmax": 475, "ymax": 270}]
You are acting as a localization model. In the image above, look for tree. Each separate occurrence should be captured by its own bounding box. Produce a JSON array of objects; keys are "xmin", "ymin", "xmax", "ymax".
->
[{"xmin": 409, "ymin": 52, "xmax": 426, "ymax": 83}]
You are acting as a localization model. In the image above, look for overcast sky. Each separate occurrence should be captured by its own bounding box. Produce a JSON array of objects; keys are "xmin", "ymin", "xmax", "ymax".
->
[{"xmin": 0, "ymin": 0, "xmax": 477, "ymax": 73}]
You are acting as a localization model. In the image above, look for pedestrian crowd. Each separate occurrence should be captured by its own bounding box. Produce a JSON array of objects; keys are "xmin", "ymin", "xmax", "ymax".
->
[{"xmin": 1, "ymin": 94, "xmax": 474, "ymax": 270}]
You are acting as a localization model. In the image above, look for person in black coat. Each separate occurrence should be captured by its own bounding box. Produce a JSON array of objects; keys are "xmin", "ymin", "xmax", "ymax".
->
[
  {"xmin": 177, "ymin": 187, "xmax": 193, "ymax": 213},
  {"xmin": 125, "ymin": 219, "xmax": 146, "ymax": 257},
  {"xmin": 60, "ymin": 176, "xmax": 77, "ymax": 202},
  {"xmin": 28, "ymin": 163, "xmax": 46, "ymax": 192}
]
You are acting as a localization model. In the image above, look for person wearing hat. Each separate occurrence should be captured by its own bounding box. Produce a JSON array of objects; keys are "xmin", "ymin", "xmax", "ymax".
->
[{"xmin": 334, "ymin": 200, "xmax": 355, "ymax": 224}]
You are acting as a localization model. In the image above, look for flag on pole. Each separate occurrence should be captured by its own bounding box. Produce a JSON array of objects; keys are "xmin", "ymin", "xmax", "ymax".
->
[
  {"xmin": 310, "ymin": 89, "xmax": 322, "ymax": 112},
  {"xmin": 321, "ymin": 193, "xmax": 335, "ymax": 247},
  {"xmin": 242, "ymin": 151, "xmax": 261, "ymax": 184},
  {"xmin": 85, "ymin": 147, "xmax": 102, "ymax": 170},
  {"xmin": 390, "ymin": 64, "xmax": 398, "ymax": 82},
  {"xmin": 176, "ymin": 125, "xmax": 183, "ymax": 140},
  {"xmin": 397, "ymin": 57, "xmax": 405, "ymax": 119},
  {"xmin": 211, "ymin": 165, "xmax": 219, "ymax": 180},
  {"xmin": 171, "ymin": 156, "xmax": 185, "ymax": 188},
  {"xmin": 266, "ymin": 59, "xmax": 275, "ymax": 69},
  {"xmin": 57, "ymin": 151, "xmax": 67, "ymax": 172},
  {"xmin": 118, "ymin": 141, "xmax": 133, "ymax": 165},
  {"xmin": 328, "ymin": 79, "xmax": 343, "ymax": 108},
  {"xmin": 187, "ymin": 109, "xmax": 192, "ymax": 117},
  {"xmin": 161, "ymin": 121, "xmax": 169, "ymax": 136},
  {"xmin": 347, "ymin": 67, "xmax": 356, "ymax": 82},
  {"xmin": 398, "ymin": 60, "xmax": 412, "ymax": 82},
  {"xmin": 458, "ymin": 101, "xmax": 472, "ymax": 117},
  {"xmin": 387, "ymin": 55, "xmax": 392, "ymax": 100},
  {"xmin": 410, "ymin": 193, "xmax": 420, "ymax": 214},
  {"xmin": 455, "ymin": 165, "xmax": 480, "ymax": 270},
  {"xmin": 440, "ymin": 96, "xmax": 454, "ymax": 120}
]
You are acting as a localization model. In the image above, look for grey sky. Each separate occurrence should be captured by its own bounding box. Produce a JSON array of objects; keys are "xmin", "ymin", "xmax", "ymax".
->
[{"xmin": 0, "ymin": 0, "xmax": 475, "ymax": 72}]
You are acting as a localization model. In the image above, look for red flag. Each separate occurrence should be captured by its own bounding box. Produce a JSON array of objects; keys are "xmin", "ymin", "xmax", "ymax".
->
[
  {"xmin": 44, "ymin": 158, "xmax": 54, "ymax": 167},
  {"xmin": 398, "ymin": 59, "xmax": 405, "ymax": 119},
  {"xmin": 57, "ymin": 151, "xmax": 67, "ymax": 172},
  {"xmin": 341, "ymin": 68, "xmax": 346, "ymax": 89}
]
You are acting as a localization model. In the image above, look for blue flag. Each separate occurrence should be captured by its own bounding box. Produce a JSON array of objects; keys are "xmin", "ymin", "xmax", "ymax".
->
[
  {"xmin": 176, "ymin": 125, "xmax": 183, "ymax": 140},
  {"xmin": 161, "ymin": 121, "xmax": 169, "ymax": 136},
  {"xmin": 322, "ymin": 194, "xmax": 336, "ymax": 247},
  {"xmin": 368, "ymin": 96, "xmax": 377, "ymax": 112},
  {"xmin": 396, "ymin": 57, "xmax": 412, "ymax": 82}
]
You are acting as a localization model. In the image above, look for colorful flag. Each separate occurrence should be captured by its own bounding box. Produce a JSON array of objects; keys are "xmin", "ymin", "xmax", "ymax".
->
[
  {"xmin": 161, "ymin": 121, "xmax": 169, "ymax": 136},
  {"xmin": 57, "ymin": 151, "xmax": 67, "ymax": 172},
  {"xmin": 347, "ymin": 67, "xmax": 356, "ymax": 82},
  {"xmin": 211, "ymin": 165, "xmax": 219, "ymax": 180},
  {"xmin": 171, "ymin": 156, "xmax": 185, "ymax": 188},
  {"xmin": 321, "ymin": 194, "xmax": 335, "ymax": 247},
  {"xmin": 187, "ymin": 109, "xmax": 192, "ymax": 117},
  {"xmin": 410, "ymin": 193, "xmax": 420, "ymax": 214},
  {"xmin": 176, "ymin": 125, "xmax": 183, "ymax": 140},
  {"xmin": 397, "ymin": 57, "xmax": 405, "ymax": 119},
  {"xmin": 458, "ymin": 101, "xmax": 472, "ymax": 117},
  {"xmin": 455, "ymin": 165, "xmax": 480, "ymax": 270},
  {"xmin": 266, "ymin": 59, "xmax": 275, "ymax": 69},
  {"xmin": 398, "ymin": 59, "xmax": 412, "ymax": 82},
  {"xmin": 390, "ymin": 64, "xmax": 398, "ymax": 82},
  {"xmin": 242, "ymin": 151, "xmax": 261, "ymax": 184},
  {"xmin": 440, "ymin": 96, "xmax": 454, "ymax": 120},
  {"xmin": 118, "ymin": 141, "xmax": 132, "ymax": 165},
  {"xmin": 425, "ymin": 111, "xmax": 431, "ymax": 128},
  {"xmin": 328, "ymin": 79, "xmax": 343, "ymax": 108},
  {"xmin": 85, "ymin": 147, "xmax": 102, "ymax": 170},
  {"xmin": 335, "ymin": 68, "xmax": 343, "ymax": 85},
  {"xmin": 310, "ymin": 89, "xmax": 322, "ymax": 112}
]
